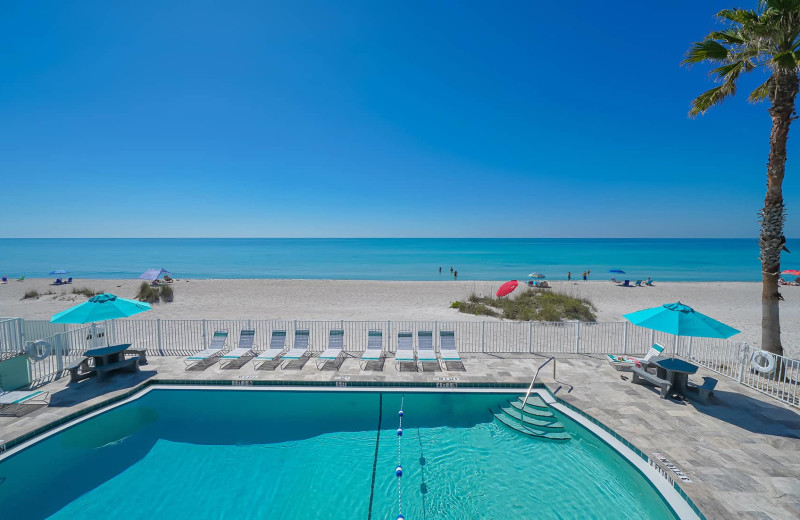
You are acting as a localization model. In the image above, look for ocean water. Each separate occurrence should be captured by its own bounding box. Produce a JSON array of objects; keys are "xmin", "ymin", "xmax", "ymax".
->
[
  {"xmin": 0, "ymin": 238, "xmax": 791, "ymax": 281},
  {"xmin": 0, "ymin": 390, "xmax": 678, "ymax": 520}
]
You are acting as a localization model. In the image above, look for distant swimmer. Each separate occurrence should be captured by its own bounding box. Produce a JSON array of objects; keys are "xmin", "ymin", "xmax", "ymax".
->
[
  {"xmin": 587, "ymin": 269, "xmax": 591, "ymax": 279},
  {"xmin": 439, "ymin": 267, "xmax": 442, "ymax": 273},
  {"xmin": 454, "ymin": 270, "xmax": 458, "ymax": 280},
  {"xmin": 450, "ymin": 266, "xmax": 454, "ymax": 273}
]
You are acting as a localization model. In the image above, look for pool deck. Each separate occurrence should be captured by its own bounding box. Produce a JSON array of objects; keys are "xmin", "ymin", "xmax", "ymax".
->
[{"xmin": 1, "ymin": 353, "xmax": 798, "ymax": 519}]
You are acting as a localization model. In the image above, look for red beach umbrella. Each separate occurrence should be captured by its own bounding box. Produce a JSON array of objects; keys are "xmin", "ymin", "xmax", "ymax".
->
[
  {"xmin": 781, "ymin": 269, "xmax": 800, "ymax": 276},
  {"xmin": 496, "ymin": 280, "xmax": 518, "ymax": 297}
]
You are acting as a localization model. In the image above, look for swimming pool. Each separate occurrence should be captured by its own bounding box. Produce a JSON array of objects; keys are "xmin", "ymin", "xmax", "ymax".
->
[{"xmin": 0, "ymin": 388, "xmax": 684, "ymax": 519}]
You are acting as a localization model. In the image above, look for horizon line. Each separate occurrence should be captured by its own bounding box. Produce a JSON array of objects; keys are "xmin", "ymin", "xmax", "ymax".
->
[{"xmin": 0, "ymin": 236, "xmax": 776, "ymax": 240}]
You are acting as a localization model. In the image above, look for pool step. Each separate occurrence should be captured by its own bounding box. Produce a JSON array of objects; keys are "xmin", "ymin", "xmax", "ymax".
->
[
  {"xmin": 493, "ymin": 409, "xmax": 571, "ymax": 441},
  {"xmin": 498, "ymin": 405, "xmax": 564, "ymax": 429},
  {"xmin": 508, "ymin": 399, "xmax": 556, "ymax": 418},
  {"xmin": 516, "ymin": 395, "xmax": 549, "ymax": 410}
]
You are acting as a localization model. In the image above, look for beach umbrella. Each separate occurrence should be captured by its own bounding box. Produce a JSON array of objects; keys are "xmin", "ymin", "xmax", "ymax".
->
[
  {"xmin": 608, "ymin": 269, "xmax": 625, "ymax": 274},
  {"xmin": 50, "ymin": 293, "xmax": 151, "ymax": 324},
  {"xmin": 138, "ymin": 267, "xmax": 171, "ymax": 281},
  {"xmin": 781, "ymin": 269, "xmax": 800, "ymax": 276},
  {"xmin": 528, "ymin": 272, "xmax": 545, "ymax": 279},
  {"xmin": 496, "ymin": 280, "xmax": 518, "ymax": 297},
  {"xmin": 623, "ymin": 302, "xmax": 739, "ymax": 339},
  {"xmin": 49, "ymin": 270, "xmax": 69, "ymax": 275}
]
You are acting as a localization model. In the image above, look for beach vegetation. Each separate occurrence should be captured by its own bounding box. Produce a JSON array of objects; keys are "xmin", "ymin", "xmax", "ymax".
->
[
  {"xmin": 683, "ymin": 1, "xmax": 800, "ymax": 357},
  {"xmin": 452, "ymin": 290, "xmax": 596, "ymax": 322},
  {"xmin": 159, "ymin": 285, "xmax": 174, "ymax": 302},
  {"xmin": 21, "ymin": 290, "xmax": 40, "ymax": 300},
  {"xmin": 72, "ymin": 287, "xmax": 100, "ymax": 298},
  {"xmin": 136, "ymin": 283, "xmax": 160, "ymax": 303}
]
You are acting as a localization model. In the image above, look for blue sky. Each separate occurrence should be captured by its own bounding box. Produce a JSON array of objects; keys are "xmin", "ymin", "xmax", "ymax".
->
[{"xmin": 1, "ymin": 0, "xmax": 797, "ymax": 238}]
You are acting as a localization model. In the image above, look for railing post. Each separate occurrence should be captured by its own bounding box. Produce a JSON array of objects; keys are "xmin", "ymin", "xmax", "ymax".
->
[
  {"xmin": 157, "ymin": 319, "xmax": 164, "ymax": 356},
  {"xmin": 435, "ymin": 321, "xmax": 439, "ymax": 351},
  {"xmin": 574, "ymin": 322, "xmax": 580, "ymax": 354},
  {"xmin": 687, "ymin": 337, "xmax": 693, "ymax": 360},
  {"xmin": 528, "ymin": 321, "xmax": 533, "ymax": 354},
  {"xmin": 387, "ymin": 320, "xmax": 391, "ymax": 352},
  {"xmin": 481, "ymin": 322, "xmax": 485, "ymax": 353},
  {"xmin": 737, "ymin": 343, "xmax": 748, "ymax": 383},
  {"xmin": 674, "ymin": 335, "xmax": 679, "ymax": 358},
  {"xmin": 202, "ymin": 319, "xmax": 207, "ymax": 340},
  {"xmin": 649, "ymin": 329, "xmax": 654, "ymax": 348},
  {"xmin": 55, "ymin": 333, "xmax": 64, "ymax": 372},
  {"xmin": 623, "ymin": 322, "xmax": 629, "ymax": 355}
]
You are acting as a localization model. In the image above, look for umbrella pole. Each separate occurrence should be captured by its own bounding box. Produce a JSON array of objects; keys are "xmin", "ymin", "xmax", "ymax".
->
[{"xmin": 673, "ymin": 335, "xmax": 679, "ymax": 359}]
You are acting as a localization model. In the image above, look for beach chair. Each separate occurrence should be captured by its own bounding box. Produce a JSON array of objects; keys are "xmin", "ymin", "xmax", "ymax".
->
[
  {"xmin": 394, "ymin": 331, "xmax": 416, "ymax": 371},
  {"xmin": 66, "ymin": 277, "xmax": 73, "ymax": 284},
  {"xmin": 360, "ymin": 330, "xmax": 385, "ymax": 369},
  {"xmin": 0, "ymin": 387, "xmax": 50, "ymax": 416},
  {"xmin": 1, "ymin": 276, "xmax": 6, "ymax": 284},
  {"xmin": 184, "ymin": 330, "xmax": 228, "ymax": 370},
  {"xmin": 645, "ymin": 279, "xmax": 654, "ymax": 286},
  {"xmin": 220, "ymin": 329, "xmax": 257, "ymax": 369},
  {"xmin": 317, "ymin": 329, "xmax": 346, "ymax": 369},
  {"xmin": 617, "ymin": 280, "xmax": 630, "ymax": 287},
  {"xmin": 439, "ymin": 330, "xmax": 464, "ymax": 370},
  {"xmin": 253, "ymin": 330, "xmax": 287, "ymax": 370},
  {"xmin": 606, "ymin": 343, "xmax": 665, "ymax": 368},
  {"xmin": 633, "ymin": 280, "xmax": 642, "ymax": 287},
  {"xmin": 417, "ymin": 330, "xmax": 440, "ymax": 370},
  {"xmin": 281, "ymin": 329, "xmax": 311, "ymax": 369},
  {"xmin": 16, "ymin": 275, "xmax": 25, "ymax": 282}
]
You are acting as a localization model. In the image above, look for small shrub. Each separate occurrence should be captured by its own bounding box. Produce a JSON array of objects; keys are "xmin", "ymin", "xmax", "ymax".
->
[
  {"xmin": 136, "ymin": 282, "xmax": 160, "ymax": 303},
  {"xmin": 21, "ymin": 290, "xmax": 40, "ymax": 300},
  {"xmin": 72, "ymin": 287, "xmax": 100, "ymax": 298},
  {"xmin": 159, "ymin": 285, "xmax": 174, "ymax": 303},
  {"xmin": 450, "ymin": 301, "xmax": 461, "ymax": 309},
  {"xmin": 450, "ymin": 288, "xmax": 596, "ymax": 322}
]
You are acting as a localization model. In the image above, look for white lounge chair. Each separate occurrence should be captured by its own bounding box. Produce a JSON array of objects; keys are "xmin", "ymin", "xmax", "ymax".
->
[
  {"xmin": 317, "ymin": 329, "xmax": 346, "ymax": 369},
  {"xmin": 281, "ymin": 329, "xmax": 311, "ymax": 369},
  {"xmin": 0, "ymin": 387, "xmax": 50, "ymax": 416},
  {"xmin": 360, "ymin": 330, "xmax": 384, "ymax": 369},
  {"xmin": 439, "ymin": 330, "xmax": 463, "ymax": 369},
  {"xmin": 184, "ymin": 330, "xmax": 228, "ymax": 370},
  {"xmin": 394, "ymin": 331, "xmax": 416, "ymax": 371},
  {"xmin": 253, "ymin": 330, "xmax": 287, "ymax": 370},
  {"xmin": 220, "ymin": 329, "xmax": 257, "ymax": 369},
  {"xmin": 417, "ymin": 330, "xmax": 440, "ymax": 370}
]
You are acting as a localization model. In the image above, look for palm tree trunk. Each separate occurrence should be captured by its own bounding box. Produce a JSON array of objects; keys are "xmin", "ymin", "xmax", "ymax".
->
[{"xmin": 760, "ymin": 71, "xmax": 798, "ymax": 357}]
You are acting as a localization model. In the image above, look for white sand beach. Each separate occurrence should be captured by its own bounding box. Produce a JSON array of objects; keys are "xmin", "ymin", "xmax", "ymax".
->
[{"xmin": 2, "ymin": 279, "xmax": 798, "ymax": 358}]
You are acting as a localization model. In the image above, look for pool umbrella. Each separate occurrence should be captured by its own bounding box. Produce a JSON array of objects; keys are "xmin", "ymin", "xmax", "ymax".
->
[
  {"xmin": 138, "ymin": 267, "xmax": 171, "ymax": 281},
  {"xmin": 624, "ymin": 302, "xmax": 739, "ymax": 341},
  {"xmin": 528, "ymin": 272, "xmax": 545, "ymax": 278},
  {"xmin": 496, "ymin": 280, "xmax": 518, "ymax": 297},
  {"xmin": 49, "ymin": 270, "xmax": 69, "ymax": 275},
  {"xmin": 608, "ymin": 269, "xmax": 625, "ymax": 274},
  {"xmin": 50, "ymin": 293, "xmax": 151, "ymax": 347},
  {"xmin": 781, "ymin": 269, "xmax": 800, "ymax": 276}
]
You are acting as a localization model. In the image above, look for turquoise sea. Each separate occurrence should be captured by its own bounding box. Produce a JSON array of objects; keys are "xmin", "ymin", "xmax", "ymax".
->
[{"xmin": 0, "ymin": 238, "xmax": 792, "ymax": 281}]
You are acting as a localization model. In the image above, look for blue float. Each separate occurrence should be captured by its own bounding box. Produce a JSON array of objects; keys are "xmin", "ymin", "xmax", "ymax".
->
[
  {"xmin": 397, "ymin": 515, "xmax": 405, "ymax": 520},
  {"xmin": 397, "ymin": 428, "xmax": 403, "ymax": 437},
  {"xmin": 398, "ymin": 410, "xmax": 404, "ymax": 417},
  {"xmin": 396, "ymin": 465, "xmax": 403, "ymax": 477}
]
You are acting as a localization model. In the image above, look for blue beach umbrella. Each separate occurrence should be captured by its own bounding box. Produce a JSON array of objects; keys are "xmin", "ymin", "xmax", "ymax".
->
[
  {"xmin": 49, "ymin": 270, "xmax": 69, "ymax": 275},
  {"xmin": 623, "ymin": 302, "xmax": 739, "ymax": 339},
  {"xmin": 50, "ymin": 293, "xmax": 151, "ymax": 324},
  {"xmin": 138, "ymin": 267, "xmax": 171, "ymax": 281},
  {"xmin": 608, "ymin": 269, "xmax": 625, "ymax": 274},
  {"xmin": 528, "ymin": 272, "xmax": 545, "ymax": 279}
]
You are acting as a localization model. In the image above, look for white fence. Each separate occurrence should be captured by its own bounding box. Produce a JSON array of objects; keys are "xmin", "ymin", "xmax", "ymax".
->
[{"xmin": 2, "ymin": 317, "xmax": 797, "ymax": 408}]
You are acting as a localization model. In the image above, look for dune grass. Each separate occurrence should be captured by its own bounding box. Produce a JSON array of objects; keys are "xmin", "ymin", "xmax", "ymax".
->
[
  {"xmin": 72, "ymin": 287, "xmax": 101, "ymax": 298},
  {"xmin": 452, "ymin": 289, "xmax": 596, "ymax": 322}
]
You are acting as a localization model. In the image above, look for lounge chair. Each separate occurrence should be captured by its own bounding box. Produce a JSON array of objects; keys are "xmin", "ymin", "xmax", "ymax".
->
[
  {"xmin": 617, "ymin": 280, "xmax": 631, "ymax": 287},
  {"xmin": 610, "ymin": 277, "xmax": 618, "ymax": 284},
  {"xmin": 281, "ymin": 329, "xmax": 311, "ymax": 369},
  {"xmin": 633, "ymin": 280, "xmax": 642, "ymax": 287},
  {"xmin": 66, "ymin": 277, "xmax": 73, "ymax": 284},
  {"xmin": 184, "ymin": 330, "xmax": 228, "ymax": 369},
  {"xmin": 394, "ymin": 331, "xmax": 416, "ymax": 371},
  {"xmin": 0, "ymin": 276, "xmax": 6, "ymax": 284},
  {"xmin": 16, "ymin": 275, "xmax": 25, "ymax": 282},
  {"xmin": 220, "ymin": 329, "xmax": 257, "ymax": 369},
  {"xmin": 417, "ymin": 330, "xmax": 440, "ymax": 370},
  {"xmin": 164, "ymin": 275, "xmax": 174, "ymax": 283},
  {"xmin": 52, "ymin": 278, "xmax": 63, "ymax": 286},
  {"xmin": 645, "ymin": 279, "xmax": 655, "ymax": 286},
  {"xmin": 606, "ymin": 343, "xmax": 665, "ymax": 367},
  {"xmin": 317, "ymin": 329, "xmax": 346, "ymax": 369},
  {"xmin": 253, "ymin": 330, "xmax": 287, "ymax": 370},
  {"xmin": 360, "ymin": 330, "xmax": 385, "ymax": 369},
  {"xmin": 0, "ymin": 387, "xmax": 50, "ymax": 416},
  {"xmin": 439, "ymin": 330, "xmax": 464, "ymax": 369}
]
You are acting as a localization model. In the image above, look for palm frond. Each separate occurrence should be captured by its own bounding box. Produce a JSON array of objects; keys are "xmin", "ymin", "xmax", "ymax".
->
[
  {"xmin": 749, "ymin": 77, "xmax": 775, "ymax": 102},
  {"xmin": 689, "ymin": 84, "xmax": 737, "ymax": 116},
  {"xmin": 717, "ymin": 8, "xmax": 760, "ymax": 25},
  {"xmin": 711, "ymin": 60, "xmax": 751, "ymax": 81},
  {"xmin": 772, "ymin": 50, "xmax": 799, "ymax": 68},
  {"xmin": 683, "ymin": 40, "xmax": 728, "ymax": 65},
  {"xmin": 708, "ymin": 30, "xmax": 746, "ymax": 45}
]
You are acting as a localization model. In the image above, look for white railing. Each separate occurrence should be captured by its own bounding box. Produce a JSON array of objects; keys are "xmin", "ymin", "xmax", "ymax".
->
[{"xmin": 5, "ymin": 317, "xmax": 798, "ymax": 408}]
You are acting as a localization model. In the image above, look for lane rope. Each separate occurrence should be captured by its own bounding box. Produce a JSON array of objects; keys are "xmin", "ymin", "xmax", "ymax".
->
[{"xmin": 396, "ymin": 395, "xmax": 405, "ymax": 520}]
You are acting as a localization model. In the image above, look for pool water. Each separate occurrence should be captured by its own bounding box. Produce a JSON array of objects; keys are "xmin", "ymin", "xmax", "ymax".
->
[{"xmin": 0, "ymin": 390, "xmax": 678, "ymax": 519}]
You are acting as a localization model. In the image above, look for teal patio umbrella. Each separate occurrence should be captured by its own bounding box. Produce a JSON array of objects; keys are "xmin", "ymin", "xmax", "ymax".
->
[
  {"xmin": 623, "ymin": 301, "xmax": 739, "ymax": 339},
  {"xmin": 50, "ymin": 293, "xmax": 151, "ymax": 324}
]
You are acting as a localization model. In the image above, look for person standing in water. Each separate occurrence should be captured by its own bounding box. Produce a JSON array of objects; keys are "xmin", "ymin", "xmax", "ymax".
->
[
  {"xmin": 439, "ymin": 267, "xmax": 442, "ymax": 274},
  {"xmin": 587, "ymin": 269, "xmax": 591, "ymax": 279},
  {"xmin": 582, "ymin": 271, "xmax": 587, "ymax": 281},
  {"xmin": 454, "ymin": 270, "xmax": 458, "ymax": 280},
  {"xmin": 567, "ymin": 271, "xmax": 571, "ymax": 281}
]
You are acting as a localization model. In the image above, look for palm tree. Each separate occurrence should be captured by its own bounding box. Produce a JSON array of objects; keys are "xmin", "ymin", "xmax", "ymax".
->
[{"xmin": 683, "ymin": 0, "xmax": 800, "ymax": 357}]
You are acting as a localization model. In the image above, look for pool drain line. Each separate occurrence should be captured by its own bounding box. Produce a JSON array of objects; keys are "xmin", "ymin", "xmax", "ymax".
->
[
  {"xmin": 396, "ymin": 395, "xmax": 405, "ymax": 520},
  {"xmin": 367, "ymin": 393, "xmax": 382, "ymax": 520}
]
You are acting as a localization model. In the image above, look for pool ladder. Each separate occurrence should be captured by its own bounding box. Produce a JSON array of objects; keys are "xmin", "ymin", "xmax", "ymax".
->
[{"xmin": 492, "ymin": 357, "xmax": 571, "ymax": 441}]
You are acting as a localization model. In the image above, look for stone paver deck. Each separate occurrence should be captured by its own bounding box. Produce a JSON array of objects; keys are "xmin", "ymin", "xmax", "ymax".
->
[{"xmin": 1, "ymin": 353, "xmax": 798, "ymax": 519}]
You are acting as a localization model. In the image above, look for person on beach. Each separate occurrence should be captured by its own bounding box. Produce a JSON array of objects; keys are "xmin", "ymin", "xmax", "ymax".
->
[
  {"xmin": 567, "ymin": 271, "xmax": 571, "ymax": 281},
  {"xmin": 582, "ymin": 271, "xmax": 587, "ymax": 281}
]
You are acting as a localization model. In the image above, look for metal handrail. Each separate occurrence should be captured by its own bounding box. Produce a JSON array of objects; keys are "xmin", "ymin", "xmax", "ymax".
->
[{"xmin": 519, "ymin": 356, "xmax": 556, "ymax": 425}]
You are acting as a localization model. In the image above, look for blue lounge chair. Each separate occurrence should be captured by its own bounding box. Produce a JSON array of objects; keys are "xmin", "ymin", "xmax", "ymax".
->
[
  {"xmin": 394, "ymin": 331, "xmax": 416, "ymax": 371},
  {"xmin": 417, "ymin": 330, "xmax": 440, "ymax": 370},
  {"xmin": 281, "ymin": 330, "xmax": 311, "ymax": 369},
  {"xmin": 0, "ymin": 387, "xmax": 50, "ymax": 416},
  {"xmin": 634, "ymin": 280, "xmax": 643, "ymax": 287},
  {"xmin": 645, "ymin": 279, "xmax": 655, "ymax": 286},
  {"xmin": 617, "ymin": 280, "xmax": 631, "ymax": 287},
  {"xmin": 439, "ymin": 330, "xmax": 464, "ymax": 369},
  {"xmin": 317, "ymin": 329, "xmax": 346, "ymax": 369},
  {"xmin": 360, "ymin": 330, "xmax": 385, "ymax": 369},
  {"xmin": 253, "ymin": 330, "xmax": 287, "ymax": 370},
  {"xmin": 220, "ymin": 329, "xmax": 257, "ymax": 369},
  {"xmin": 184, "ymin": 330, "xmax": 228, "ymax": 369},
  {"xmin": 66, "ymin": 277, "xmax": 73, "ymax": 284},
  {"xmin": 1, "ymin": 276, "xmax": 6, "ymax": 284}
]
